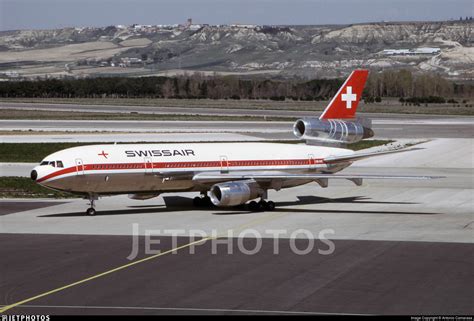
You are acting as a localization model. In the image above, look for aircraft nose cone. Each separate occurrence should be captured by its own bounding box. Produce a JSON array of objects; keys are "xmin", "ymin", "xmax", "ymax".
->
[{"xmin": 30, "ymin": 170, "xmax": 38, "ymax": 181}]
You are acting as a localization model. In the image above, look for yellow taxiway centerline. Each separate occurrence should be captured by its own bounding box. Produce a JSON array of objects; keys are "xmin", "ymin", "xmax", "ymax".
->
[
  {"xmin": 0, "ymin": 237, "xmax": 214, "ymax": 313},
  {"xmin": 1, "ymin": 211, "xmax": 285, "ymax": 313}
]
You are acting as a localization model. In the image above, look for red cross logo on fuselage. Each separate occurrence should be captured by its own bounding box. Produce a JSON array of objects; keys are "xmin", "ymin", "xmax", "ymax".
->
[{"xmin": 98, "ymin": 150, "xmax": 109, "ymax": 159}]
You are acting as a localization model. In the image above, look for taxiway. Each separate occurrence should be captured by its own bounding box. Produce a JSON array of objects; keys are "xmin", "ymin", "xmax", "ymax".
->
[{"xmin": 1, "ymin": 137, "xmax": 473, "ymax": 315}]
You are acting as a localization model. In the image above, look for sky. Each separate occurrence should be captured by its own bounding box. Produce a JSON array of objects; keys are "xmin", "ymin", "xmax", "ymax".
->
[{"xmin": 0, "ymin": 0, "xmax": 472, "ymax": 31}]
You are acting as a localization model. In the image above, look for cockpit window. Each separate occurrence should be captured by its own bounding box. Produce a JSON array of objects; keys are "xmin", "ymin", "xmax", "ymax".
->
[{"xmin": 40, "ymin": 160, "xmax": 63, "ymax": 167}]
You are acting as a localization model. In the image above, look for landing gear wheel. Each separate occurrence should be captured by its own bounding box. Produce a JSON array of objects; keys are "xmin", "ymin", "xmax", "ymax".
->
[
  {"xmin": 265, "ymin": 201, "xmax": 275, "ymax": 211},
  {"xmin": 193, "ymin": 196, "xmax": 203, "ymax": 207},
  {"xmin": 194, "ymin": 196, "xmax": 213, "ymax": 207},
  {"xmin": 202, "ymin": 196, "xmax": 212, "ymax": 206},
  {"xmin": 248, "ymin": 201, "xmax": 261, "ymax": 212},
  {"xmin": 86, "ymin": 207, "xmax": 96, "ymax": 216}
]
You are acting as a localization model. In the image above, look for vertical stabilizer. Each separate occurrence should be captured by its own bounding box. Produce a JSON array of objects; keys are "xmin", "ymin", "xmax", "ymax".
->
[{"xmin": 319, "ymin": 69, "xmax": 369, "ymax": 120}]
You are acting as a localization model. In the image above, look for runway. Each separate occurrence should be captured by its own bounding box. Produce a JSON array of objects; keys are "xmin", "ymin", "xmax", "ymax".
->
[
  {"xmin": 1, "ymin": 137, "xmax": 473, "ymax": 315},
  {"xmin": 0, "ymin": 132, "xmax": 275, "ymax": 143},
  {"xmin": 1, "ymin": 115, "xmax": 473, "ymax": 142},
  {"xmin": 1, "ymin": 101, "xmax": 473, "ymax": 120}
]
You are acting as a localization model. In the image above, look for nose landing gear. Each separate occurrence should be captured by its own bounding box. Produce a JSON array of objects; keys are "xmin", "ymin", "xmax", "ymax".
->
[
  {"xmin": 85, "ymin": 195, "xmax": 98, "ymax": 216},
  {"xmin": 86, "ymin": 207, "xmax": 96, "ymax": 216}
]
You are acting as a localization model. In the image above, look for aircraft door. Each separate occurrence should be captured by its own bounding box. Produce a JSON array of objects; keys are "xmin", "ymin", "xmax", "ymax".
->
[
  {"xmin": 308, "ymin": 154, "xmax": 316, "ymax": 171},
  {"xmin": 144, "ymin": 157, "xmax": 153, "ymax": 174},
  {"xmin": 220, "ymin": 156, "xmax": 229, "ymax": 173},
  {"xmin": 75, "ymin": 159, "xmax": 84, "ymax": 175}
]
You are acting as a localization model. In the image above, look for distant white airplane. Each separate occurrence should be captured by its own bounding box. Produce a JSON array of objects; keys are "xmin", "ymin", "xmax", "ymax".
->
[{"xmin": 30, "ymin": 70, "xmax": 438, "ymax": 215}]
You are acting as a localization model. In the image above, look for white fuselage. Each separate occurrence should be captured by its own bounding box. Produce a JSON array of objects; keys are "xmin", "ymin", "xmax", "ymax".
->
[{"xmin": 32, "ymin": 142, "xmax": 353, "ymax": 196}]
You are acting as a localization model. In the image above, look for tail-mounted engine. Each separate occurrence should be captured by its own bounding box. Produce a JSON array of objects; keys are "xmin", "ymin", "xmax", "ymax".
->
[{"xmin": 293, "ymin": 117, "xmax": 373, "ymax": 144}]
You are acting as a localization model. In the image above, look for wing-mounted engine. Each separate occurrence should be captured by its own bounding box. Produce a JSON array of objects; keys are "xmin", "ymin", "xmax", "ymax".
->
[
  {"xmin": 209, "ymin": 180, "xmax": 263, "ymax": 207},
  {"xmin": 293, "ymin": 117, "xmax": 373, "ymax": 145}
]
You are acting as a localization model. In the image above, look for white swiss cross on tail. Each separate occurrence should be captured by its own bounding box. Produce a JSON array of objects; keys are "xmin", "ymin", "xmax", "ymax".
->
[
  {"xmin": 341, "ymin": 86, "xmax": 357, "ymax": 109},
  {"xmin": 319, "ymin": 69, "xmax": 369, "ymax": 119}
]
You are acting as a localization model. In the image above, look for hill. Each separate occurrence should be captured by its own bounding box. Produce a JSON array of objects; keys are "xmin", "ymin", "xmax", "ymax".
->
[{"xmin": 0, "ymin": 21, "xmax": 472, "ymax": 80}]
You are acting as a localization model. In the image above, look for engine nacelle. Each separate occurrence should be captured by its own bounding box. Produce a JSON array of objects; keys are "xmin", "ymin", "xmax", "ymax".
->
[
  {"xmin": 209, "ymin": 181, "xmax": 262, "ymax": 207},
  {"xmin": 293, "ymin": 117, "xmax": 373, "ymax": 144}
]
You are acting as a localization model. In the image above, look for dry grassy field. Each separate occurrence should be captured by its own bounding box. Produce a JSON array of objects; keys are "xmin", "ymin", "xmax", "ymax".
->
[{"xmin": 0, "ymin": 39, "xmax": 152, "ymax": 63}]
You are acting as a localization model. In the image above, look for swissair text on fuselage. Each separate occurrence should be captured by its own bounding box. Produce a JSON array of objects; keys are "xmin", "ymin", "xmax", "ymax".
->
[{"xmin": 125, "ymin": 149, "xmax": 196, "ymax": 157}]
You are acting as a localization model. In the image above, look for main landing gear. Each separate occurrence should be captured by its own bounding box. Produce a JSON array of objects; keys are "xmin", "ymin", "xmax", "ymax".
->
[
  {"xmin": 192, "ymin": 191, "xmax": 276, "ymax": 212},
  {"xmin": 193, "ymin": 193, "xmax": 213, "ymax": 207},
  {"xmin": 248, "ymin": 199, "xmax": 275, "ymax": 212},
  {"xmin": 248, "ymin": 190, "xmax": 275, "ymax": 212}
]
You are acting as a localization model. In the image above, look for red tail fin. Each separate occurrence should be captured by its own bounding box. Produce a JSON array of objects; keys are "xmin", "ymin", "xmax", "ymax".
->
[{"xmin": 319, "ymin": 69, "xmax": 369, "ymax": 120}]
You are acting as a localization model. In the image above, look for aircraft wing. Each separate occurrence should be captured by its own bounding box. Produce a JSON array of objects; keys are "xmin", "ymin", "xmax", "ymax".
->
[
  {"xmin": 324, "ymin": 147, "xmax": 424, "ymax": 164},
  {"xmin": 193, "ymin": 147, "xmax": 440, "ymax": 184},
  {"xmin": 192, "ymin": 172, "xmax": 442, "ymax": 185}
]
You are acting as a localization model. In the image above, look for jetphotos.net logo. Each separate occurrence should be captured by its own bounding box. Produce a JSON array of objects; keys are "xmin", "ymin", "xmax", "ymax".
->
[
  {"xmin": 2, "ymin": 316, "xmax": 50, "ymax": 321},
  {"xmin": 127, "ymin": 223, "xmax": 336, "ymax": 260}
]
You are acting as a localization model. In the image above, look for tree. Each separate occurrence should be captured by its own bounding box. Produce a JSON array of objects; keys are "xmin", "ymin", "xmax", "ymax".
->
[{"xmin": 161, "ymin": 79, "xmax": 174, "ymax": 98}]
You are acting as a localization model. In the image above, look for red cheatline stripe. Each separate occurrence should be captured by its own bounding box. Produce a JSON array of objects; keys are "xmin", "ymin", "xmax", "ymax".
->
[
  {"xmin": 37, "ymin": 166, "xmax": 77, "ymax": 183},
  {"xmin": 37, "ymin": 158, "xmax": 325, "ymax": 183}
]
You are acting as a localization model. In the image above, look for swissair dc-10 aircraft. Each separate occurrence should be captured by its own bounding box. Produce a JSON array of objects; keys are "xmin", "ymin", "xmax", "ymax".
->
[{"xmin": 30, "ymin": 70, "xmax": 437, "ymax": 215}]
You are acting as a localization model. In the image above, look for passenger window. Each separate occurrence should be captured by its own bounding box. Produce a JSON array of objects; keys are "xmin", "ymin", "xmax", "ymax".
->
[
  {"xmin": 56, "ymin": 161, "xmax": 64, "ymax": 168},
  {"xmin": 49, "ymin": 161, "xmax": 56, "ymax": 167},
  {"xmin": 40, "ymin": 161, "xmax": 48, "ymax": 166}
]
